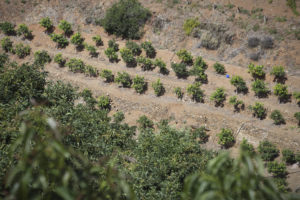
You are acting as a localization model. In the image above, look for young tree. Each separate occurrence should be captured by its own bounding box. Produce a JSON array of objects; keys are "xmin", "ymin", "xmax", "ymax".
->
[
  {"xmin": 54, "ymin": 53, "xmax": 66, "ymax": 67},
  {"xmin": 50, "ymin": 34, "xmax": 69, "ymax": 48},
  {"xmin": 174, "ymin": 87, "xmax": 184, "ymax": 99},
  {"xmin": 187, "ymin": 82, "xmax": 205, "ymax": 102},
  {"xmin": 141, "ymin": 41, "xmax": 156, "ymax": 58},
  {"xmin": 194, "ymin": 56, "xmax": 208, "ymax": 70},
  {"xmin": 218, "ymin": 128, "xmax": 235, "ymax": 148},
  {"xmin": 1, "ymin": 37, "xmax": 13, "ymax": 53},
  {"xmin": 154, "ymin": 58, "xmax": 169, "ymax": 75},
  {"xmin": 229, "ymin": 96, "xmax": 245, "ymax": 112},
  {"xmin": 136, "ymin": 56, "xmax": 153, "ymax": 71},
  {"xmin": 271, "ymin": 66, "xmax": 286, "ymax": 83},
  {"xmin": 126, "ymin": 40, "xmax": 142, "ymax": 56},
  {"xmin": 66, "ymin": 58, "xmax": 85, "ymax": 73},
  {"xmin": 34, "ymin": 50, "xmax": 51, "ymax": 67},
  {"xmin": 39, "ymin": 17, "xmax": 53, "ymax": 33},
  {"xmin": 282, "ymin": 149, "xmax": 296, "ymax": 165},
  {"xmin": 100, "ymin": 69, "xmax": 114, "ymax": 83},
  {"xmin": 152, "ymin": 79, "xmax": 165, "ymax": 96},
  {"xmin": 92, "ymin": 35, "xmax": 103, "ymax": 46},
  {"xmin": 137, "ymin": 115, "xmax": 154, "ymax": 130},
  {"xmin": 230, "ymin": 75, "xmax": 248, "ymax": 94},
  {"xmin": 104, "ymin": 47, "xmax": 119, "ymax": 63},
  {"xmin": 84, "ymin": 65, "xmax": 98, "ymax": 77},
  {"xmin": 273, "ymin": 83, "xmax": 290, "ymax": 103},
  {"xmin": 0, "ymin": 21, "xmax": 15, "ymax": 35},
  {"xmin": 258, "ymin": 140, "xmax": 279, "ymax": 161},
  {"xmin": 115, "ymin": 72, "xmax": 132, "ymax": 88},
  {"xmin": 176, "ymin": 49, "xmax": 193, "ymax": 65},
  {"xmin": 191, "ymin": 127, "xmax": 209, "ymax": 144},
  {"xmin": 251, "ymin": 79, "xmax": 270, "ymax": 98},
  {"xmin": 249, "ymin": 102, "xmax": 267, "ymax": 120},
  {"xmin": 210, "ymin": 88, "xmax": 226, "ymax": 106},
  {"xmin": 270, "ymin": 110, "xmax": 285, "ymax": 125},
  {"xmin": 70, "ymin": 32, "xmax": 85, "ymax": 50},
  {"xmin": 108, "ymin": 39, "xmax": 119, "ymax": 51},
  {"xmin": 58, "ymin": 20, "xmax": 73, "ymax": 36},
  {"xmin": 85, "ymin": 44, "xmax": 98, "ymax": 57},
  {"xmin": 16, "ymin": 24, "xmax": 33, "ymax": 39},
  {"xmin": 15, "ymin": 43, "xmax": 31, "ymax": 58},
  {"xmin": 97, "ymin": 95, "xmax": 111, "ymax": 110},
  {"xmin": 132, "ymin": 75, "xmax": 147, "ymax": 94},
  {"xmin": 248, "ymin": 63, "xmax": 265, "ymax": 79},
  {"xmin": 171, "ymin": 62, "xmax": 189, "ymax": 78},
  {"xmin": 120, "ymin": 48, "xmax": 136, "ymax": 67},
  {"xmin": 213, "ymin": 62, "xmax": 226, "ymax": 74}
]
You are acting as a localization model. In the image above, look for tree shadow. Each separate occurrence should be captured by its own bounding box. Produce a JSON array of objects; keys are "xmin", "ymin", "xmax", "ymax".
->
[
  {"xmin": 278, "ymin": 94, "xmax": 292, "ymax": 104},
  {"xmin": 273, "ymin": 76, "xmax": 287, "ymax": 84}
]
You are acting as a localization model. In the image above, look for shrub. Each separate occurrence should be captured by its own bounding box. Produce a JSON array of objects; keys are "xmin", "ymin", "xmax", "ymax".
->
[
  {"xmin": 293, "ymin": 92, "xmax": 300, "ymax": 105},
  {"xmin": 249, "ymin": 102, "xmax": 267, "ymax": 119},
  {"xmin": 16, "ymin": 24, "xmax": 33, "ymax": 39},
  {"xmin": 267, "ymin": 162, "xmax": 287, "ymax": 178},
  {"xmin": 126, "ymin": 41, "xmax": 142, "ymax": 56},
  {"xmin": 240, "ymin": 139, "xmax": 255, "ymax": 155},
  {"xmin": 154, "ymin": 58, "xmax": 169, "ymax": 75},
  {"xmin": 261, "ymin": 37, "xmax": 274, "ymax": 49},
  {"xmin": 66, "ymin": 58, "xmax": 85, "ymax": 73},
  {"xmin": 115, "ymin": 71, "xmax": 131, "ymax": 87},
  {"xmin": 273, "ymin": 83, "xmax": 289, "ymax": 103},
  {"xmin": 54, "ymin": 53, "xmax": 66, "ymax": 67},
  {"xmin": 15, "ymin": 43, "xmax": 31, "ymax": 58},
  {"xmin": 85, "ymin": 44, "xmax": 97, "ymax": 57},
  {"xmin": 34, "ymin": 50, "xmax": 51, "ymax": 67},
  {"xmin": 0, "ymin": 21, "xmax": 15, "ymax": 35},
  {"xmin": 282, "ymin": 149, "xmax": 296, "ymax": 165},
  {"xmin": 176, "ymin": 49, "xmax": 193, "ymax": 65},
  {"xmin": 247, "ymin": 37, "xmax": 260, "ymax": 48},
  {"xmin": 71, "ymin": 32, "xmax": 85, "ymax": 48},
  {"xmin": 120, "ymin": 48, "xmax": 136, "ymax": 67},
  {"xmin": 251, "ymin": 79, "xmax": 270, "ymax": 98},
  {"xmin": 213, "ymin": 62, "xmax": 226, "ymax": 74},
  {"xmin": 92, "ymin": 35, "xmax": 103, "ymax": 46},
  {"xmin": 218, "ymin": 128, "xmax": 235, "ymax": 148},
  {"xmin": 248, "ymin": 63, "xmax": 265, "ymax": 79},
  {"xmin": 39, "ymin": 17, "xmax": 53, "ymax": 33},
  {"xmin": 270, "ymin": 66, "xmax": 286, "ymax": 82},
  {"xmin": 270, "ymin": 110, "xmax": 285, "ymax": 125},
  {"xmin": 84, "ymin": 65, "xmax": 98, "ymax": 77},
  {"xmin": 108, "ymin": 39, "xmax": 119, "ymax": 51},
  {"xmin": 210, "ymin": 88, "xmax": 226, "ymax": 106},
  {"xmin": 58, "ymin": 20, "xmax": 73, "ymax": 36},
  {"xmin": 97, "ymin": 95, "xmax": 111, "ymax": 110},
  {"xmin": 132, "ymin": 75, "xmax": 147, "ymax": 94},
  {"xmin": 294, "ymin": 112, "xmax": 300, "ymax": 126},
  {"xmin": 152, "ymin": 79, "xmax": 165, "ymax": 97},
  {"xmin": 101, "ymin": 0, "xmax": 151, "ymax": 39},
  {"xmin": 187, "ymin": 82, "xmax": 204, "ymax": 102},
  {"xmin": 191, "ymin": 127, "xmax": 208, "ymax": 144},
  {"xmin": 104, "ymin": 47, "xmax": 118, "ymax": 62},
  {"xmin": 183, "ymin": 18, "xmax": 200, "ymax": 36},
  {"xmin": 171, "ymin": 62, "xmax": 189, "ymax": 78},
  {"xmin": 1, "ymin": 37, "xmax": 13, "ymax": 53},
  {"xmin": 230, "ymin": 75, "xmax": 248, "ymax": 93},
  {"xmin": 141, "ymin": 41, "xmax": 156, "ymax": 58},
  {"xmin": 100, "ymin": 69, "xmax": 114, "ymax": 83},
  {"xmin": 174, "ymin": 87, "xmax": 184, "ymax": 99},
  {"xmin": 136, "ymin": 56, "xmax": 153, "ymax": 71},
  {"xmin": 229, "ymin": 96, "xmax": 245, "ymax": 112},
  {"xmin": 50, "ymin": 34, "xmax": 69, "ymax": 48},
  {"xmin": 137, "ymin": 115, "xmax": 154, "ymax": 129},
  {"xmin": 258, "ymin": 140, "xmax": 279, "ymax": 161}
]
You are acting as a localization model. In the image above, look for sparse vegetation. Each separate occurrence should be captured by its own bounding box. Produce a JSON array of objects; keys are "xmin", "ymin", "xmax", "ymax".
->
[
  {"xmin": 54, "ymin": 53, "xmax": 66, "ymax": 67},
  {"xmin": 270, "ymin": 110, "xmax": 285, "ymax": 125},
  {"xmin": 249, "ymin": 102, "xmax": 267, "ymax": 120},
  {"xmin": 213, "ymin": 62, "xmax": 226, "ymax": 74},
  {"xmin": 176, "ymin": 49, "xmax": 193, "ymax": 65},
  {"xmin": 152, "ymin": 79, "xmax": 165, "ymax": 96},
  {"xmin": 187, "ymin": 82, "xmax": 204, "ymax": 102},
  {"xmin": 251, "ymin": 80, "xmax": 270, "ymax": 98},
  {"xmin": 101, "ymin": 0, "xmax": 151, "ymax": 39},
  {"xmin": 210, "ymin": 88, "xmax": 226, "ymax": 106},
  {"xmin": 218, "ymin": 128, "xmax": 235, "ymax": 148},
  {"xmin": 141, "ymin": 41, "xmax": 156, "ymax": 58},
  {"xmin": 174, "ymin": 87, "xmax": 184, "ymax": 99},
  {"xmin": 132, "ymin": 75, "xmax": 147, "ymax": 94},
  {"xmin": 230, "ymin": 75, "xmax": 248, "ymax": 93},
  {"xmin": 50, "ymin": 34, "xmax": 69, "ymax": 48},
  {"xmin": 258, "ymin": 140, "xmax": 279, "ymax": 161},
  {"xmin": 171, "ymin": 62, "xmax": 189, "ymax": 78},
  {"xmin": 15, "ymin": 43, "xmax": 31, "ymax": 58},
  {"xmin": 286, "ymin": 0, "xmax": 299, "ymax": 15},
  {"xmin": 100, "ymin": 69, "xmax": 114, "ymax": 83},
  {"xmin": 115, "ymin": 71, "xmax": 132, "ymax": 88},
  {"xmin": 229, "ymin": 96, "xmax": 245, "ymax": 112}
]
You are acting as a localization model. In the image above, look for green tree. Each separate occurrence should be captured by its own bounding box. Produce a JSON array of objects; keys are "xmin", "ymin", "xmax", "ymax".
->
[
  {"xmin": 115, "ymin": 71, "xmax": 132, "ymax": 88},
  {"xmin": 249, "ymin": 102, "xmax": 267, "ymax": 119},
  {"xmin": 229, "ymin": 96, "xmax": 245, "ymax": 112},
  {"xmin": 251, "ymin": 79, "xmax": 270, "ymax": 98},
  {"xmin": 248, "ymin": 63, "xmax": 265, "ymax": 79},
  {"xmin": 97, "ymin": 95, "xmax": 111, "ymax": 110},
  {"xmin": 187, "ymin": 82, "xmax": 205, "ymax": 102},
  {"xmin": 66, "ymin": 58, "xmax": 85, "ymax": 73},
  {"xmin": 258, "ymin": 140, "xmax": 279, "ymax": 161},
  {"xmin": 1, "ymin": 37, "xmax": 13, "ymax": 53},
  {"xmin": 141, "ymin": 41, "xmax": 156, "ymax": 58},
  {"xmin": 274, "ymin": 83, "xmax": 290, "ymax": 103},
  {"xmin": 120, "ymin": 48, "xmax": 136, "ymax": 67},
  {"xmin": 270, "ymin": 110, "xmax": 285, "ymax": 125},
  {"xmin": 104, "ymin": 47, "xmax": 119, "ymax": 62},
  {"xmin": 50, "ymin": 34, "xmax": 69, "ymax": 48},
  {"xmin": 39, "ymin": 17, "xmax": 53, "ymax": 33},
  {"xmin": 230, "ymin": 75, "xmax": 248, "ymax": 93},
  {"xmin": 218, "ymin": 128, "xmax": 235, "ymax": 148},
  {"xmin": 34, "ymin": 50, "xmax": 51, "ymax": 67},
  {"xmin": 85, "ymin": 44, "xmax": 98, "ymax": 57},
  {"xmin": 132, "ymin": 75, "xmax": 147, "ymax": 94},
  {"xmin": 271, "ymin": 66, "xmax": 286, "ymax": 83},
  {"xmin": 102, "ymin": 0, "xmax": 151, "ymax": 39},
  {"xmin": 16, "ymin": 23, "xmax": 33, "ymax": 39},
  {"xmin": 84, "ymin": 65, "xmax": 98, "ymax": 77},
  {"xmin": 70, "ymin": 32, "xmax": 85, "ymax": 49},
  {"xmin": 152, "ymin": 78, "xmax": 165, "ymax": 96},
  {"xmin": 171, "ymin": 62, "xmax": 189, "ymax": 78},
  {"xmin": 0, "ymin": 21, "xmax": 15, "ymax": 35},
  {"xmin": 183, "ymin": 18, "xmax": 200, "ymax": 36},
  {"xmin": 58, "ymin": 20, "xmax": 73, "ymax": 36},
  {"xmin": 282, "ymin": 149, "xmax": 296, "ymax": 165},
  {"xmin": 213, "ymin": 62, "xmax": 226, "ymax": 74},
  {"xmin": 210, "ymin": 88, "xmax": 226, "ymax": 106},
  {"xmin": 136, "ymin": 56, "xmax": 153, "ymax": 71},
  {"xmin": 15, "ymin": 43, "xmax": 31, "ymax": 58},
  {"xmin": 293, "ymin": 92, "xmax": 300, "ymax": 106},
  {"xmin": 137, "ymin": 115, "xmax": 154, "ymax": 130},
  {"xmin": 100, "ymin": 69, "xmax": 114, "ymax": 83},
  {"xmin": 174, "ymin": 87, "xmax": 184, "ymax": 99},
  {"xmin": 108, "ymin": 39, "xmax": 119, "ymax": 51},
  {"xmin": 92, "ymin": 35, "xmax": 103, "ymax": 46},
  {"xmin": 154, "ymin": 58, "xmax": 169, "ymax": 75},
  {"xmin": 126, "ymin": 40, "xmax": 142, "ymax": 56},
  {"xmin": 295, "ymin": 112, "xmax": 300, "ymax": 126},
  {"xmin": 176, "ymin": 49, "xmax": 193, "ymax": 65},
  {"xmin": 191, "ymin": 127, "xmax": 209, "ymax": 144},
  {"xmin": 54, "ymin": 53, "xmax": 66, "ymax": 67}
]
